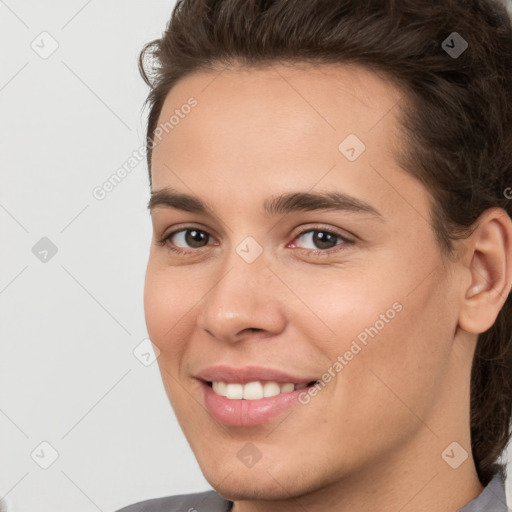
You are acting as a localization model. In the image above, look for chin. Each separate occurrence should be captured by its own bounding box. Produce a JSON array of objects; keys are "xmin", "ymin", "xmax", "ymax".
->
[
  {"xmin": 201, "ymin": 459, "xmax": 332, "ymax": 503},
  {"xmin": 211, "ymin": 476, "xmax": 299, "ymax": 502}
]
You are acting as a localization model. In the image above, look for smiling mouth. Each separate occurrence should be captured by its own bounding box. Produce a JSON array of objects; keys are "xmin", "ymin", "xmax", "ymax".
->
[{"xmin": 206, "ymin": 380, "xmax": 320, "ymax": 400}]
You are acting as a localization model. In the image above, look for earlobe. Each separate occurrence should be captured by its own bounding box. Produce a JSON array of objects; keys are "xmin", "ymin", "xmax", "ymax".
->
[{"xmin": 458, "ymin": 208, "xmax": 512, "ymax": 334}]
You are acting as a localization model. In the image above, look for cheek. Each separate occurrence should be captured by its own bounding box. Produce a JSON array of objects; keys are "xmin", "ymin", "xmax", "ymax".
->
[
  {"xmin": 143, "ymin": 260, "xmax": 202, "ymax": 356},
  {"xmin": 297, "ymin": 245, "xmax": 453, "ymax": 409},
  {"xmin": 329, "ymin": 266, "xmax": 455, "ymax": 441},
  {"xmin": 143, "ymin": 262, "xmax": 203, "ymax": 416},
  {"xmin": 281, "ymin": 264, "xmax": 404, "ymax": 355}
]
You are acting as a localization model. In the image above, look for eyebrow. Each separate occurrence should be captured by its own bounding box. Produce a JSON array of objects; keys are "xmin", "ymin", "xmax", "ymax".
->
[{"xmin": 148, "ymin": 187, "xmax": 383, "ymax": 219}]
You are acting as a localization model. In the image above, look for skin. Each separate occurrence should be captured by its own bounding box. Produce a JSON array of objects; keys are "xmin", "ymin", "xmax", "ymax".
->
[{"xmin": 144, "ymin": 62, "xmax": 512, "ymax": 512}]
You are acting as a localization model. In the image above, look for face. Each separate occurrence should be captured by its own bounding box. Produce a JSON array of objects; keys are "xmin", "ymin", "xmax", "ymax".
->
[{"xmin": 144, "ymin": 63, "xmax": 465, "ymax": 501}]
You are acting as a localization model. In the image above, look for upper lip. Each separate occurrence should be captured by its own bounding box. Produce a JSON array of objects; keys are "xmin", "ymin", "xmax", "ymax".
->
[{"xmin": 196, "ymin": 365, "xmax": 318, "ymax": 385}]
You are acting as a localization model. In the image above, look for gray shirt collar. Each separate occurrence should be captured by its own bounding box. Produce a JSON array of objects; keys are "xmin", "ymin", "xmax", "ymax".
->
[{"xmin": 458, "ymin": 465, "xmax": 510, "ymax": 512}]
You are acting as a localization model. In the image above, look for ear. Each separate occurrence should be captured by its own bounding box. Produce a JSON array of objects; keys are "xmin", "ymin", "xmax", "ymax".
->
[{"xmin": 458, "ymin": 208, "xmax": 512, "ymax": 334}]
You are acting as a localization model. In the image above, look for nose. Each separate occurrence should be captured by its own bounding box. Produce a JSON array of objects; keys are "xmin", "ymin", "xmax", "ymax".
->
[{"xmin": 196, "ymin": 249, "xmax": 287, "ymax": 344}]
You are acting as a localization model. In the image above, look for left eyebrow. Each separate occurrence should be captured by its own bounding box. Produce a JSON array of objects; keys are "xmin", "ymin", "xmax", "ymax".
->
[
  {"xmin": 148, "ymin": 187, "xmax": 383, "ymax": 220},
  {"xmin": 263, "ymin": 191, "xmax": 383, "ymax": 219}
]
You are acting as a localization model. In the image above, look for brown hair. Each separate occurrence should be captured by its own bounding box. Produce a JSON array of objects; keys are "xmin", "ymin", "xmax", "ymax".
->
[{"xmin": 138, "ymin": 0, "xmax": 512, "ymax": 485}]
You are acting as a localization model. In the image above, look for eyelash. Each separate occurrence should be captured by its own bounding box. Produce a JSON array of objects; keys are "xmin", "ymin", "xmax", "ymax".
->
[{"xmin": 156, "ymin": 226, "xmax": 354, "ymax": 257}]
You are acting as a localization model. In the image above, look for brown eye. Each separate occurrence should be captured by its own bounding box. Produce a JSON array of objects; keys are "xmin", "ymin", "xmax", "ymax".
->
[
  {"xmin": 170, "ymin": 229, "xmax": 210, "ymax": 249},
  {"xmin": 294, "ymin": 229, "xmax": 345, "ymax": 250}
]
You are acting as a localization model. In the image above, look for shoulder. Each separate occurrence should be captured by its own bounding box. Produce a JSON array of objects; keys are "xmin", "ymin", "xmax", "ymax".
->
[{"xmin": 113, "ymin": 489, "xmax": 232, "ymax": 512}]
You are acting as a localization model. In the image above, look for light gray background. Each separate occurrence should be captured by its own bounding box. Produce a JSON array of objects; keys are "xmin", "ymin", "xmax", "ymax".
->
[{"xmin": 0, "ymin": 1, "xmax": 511, "ymax": 511}]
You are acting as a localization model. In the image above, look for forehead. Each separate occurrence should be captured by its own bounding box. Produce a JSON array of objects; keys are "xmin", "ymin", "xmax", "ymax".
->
[
  {"xmin": 148, "ymin": 63, "xmax": 428, "ymax": 220},
  {"xmin": 151, "ymin": 62, "xmax": 404, "ymax": 177}
]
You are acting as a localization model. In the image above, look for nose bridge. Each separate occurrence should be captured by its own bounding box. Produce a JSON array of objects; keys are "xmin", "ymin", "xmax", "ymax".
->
[{"xmin": 197, "ymin": 242, "xmax": 285, "ymax": 342}]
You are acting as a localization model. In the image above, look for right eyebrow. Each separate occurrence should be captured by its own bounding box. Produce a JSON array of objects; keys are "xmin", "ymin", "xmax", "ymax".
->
[{"xmin": 148, "ymin": 187, "xmax": 214, "ymax": 215}]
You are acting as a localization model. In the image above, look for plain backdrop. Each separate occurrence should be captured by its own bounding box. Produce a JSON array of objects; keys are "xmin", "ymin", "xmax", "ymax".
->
[{"xmin": 0, "ymin": 1, "xmax": 511, "ymax": 511}]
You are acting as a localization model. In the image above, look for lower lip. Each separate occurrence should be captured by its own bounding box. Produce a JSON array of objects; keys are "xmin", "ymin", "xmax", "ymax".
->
[{"xmin": 201, "ymin": 381, "xmax": 310, "ymax": 427}]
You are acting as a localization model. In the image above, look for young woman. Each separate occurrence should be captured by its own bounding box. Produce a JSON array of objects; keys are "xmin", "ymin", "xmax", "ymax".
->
[{"xmin": 116, "ymin": 0, "xmax": 512, "ymax": 510}]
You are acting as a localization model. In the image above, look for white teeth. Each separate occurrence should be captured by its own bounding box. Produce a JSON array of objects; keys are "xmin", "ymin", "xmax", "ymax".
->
[
  {"xmin": 211, "ymin": 380, "xmax": 307, "ymax": 399},
  {"xmin": 212, "ymin": 381, "xmax": 228, "ymax": 397},
  {"xmin": 225, "ymin": 383, "xmax": 243, "ymax": 399},
  {"xmin": 243, "ymin": 381, "xmax": 264, "ymax": 400},
  {"xmin": 263, "ymin": 382, "xmax": 281, "ymax": 397}
]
